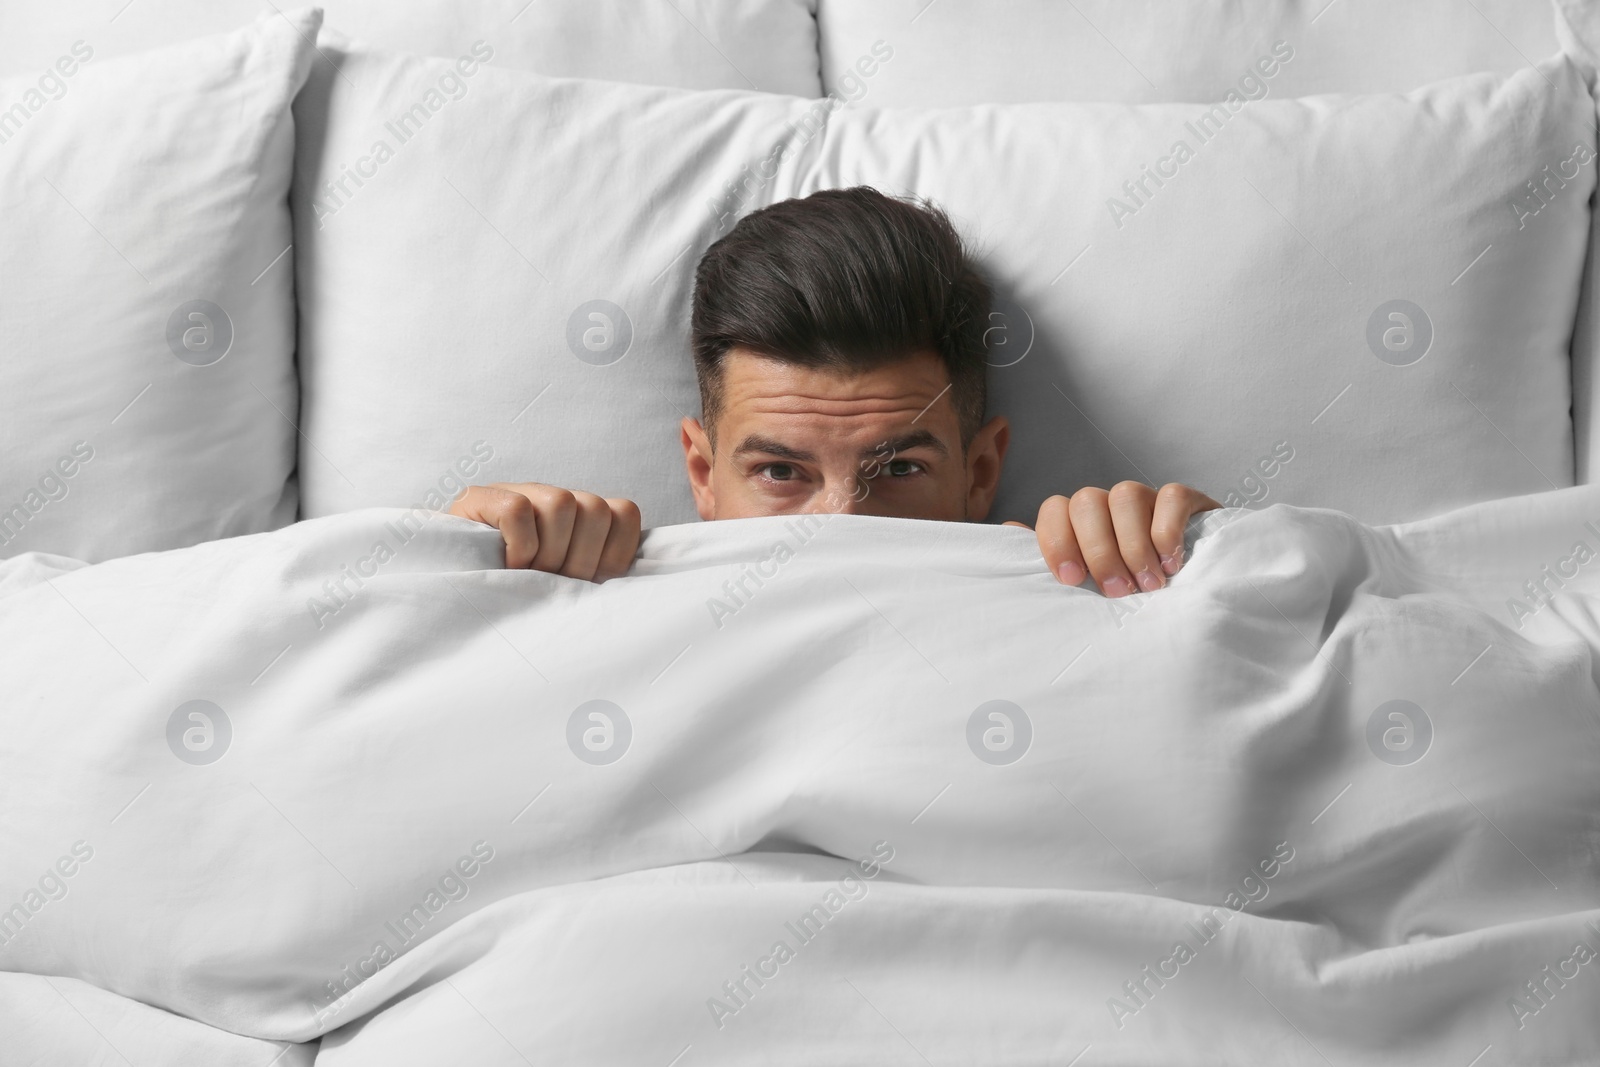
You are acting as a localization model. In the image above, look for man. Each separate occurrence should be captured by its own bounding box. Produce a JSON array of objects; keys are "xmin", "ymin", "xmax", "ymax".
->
[{"xmin": 450, "ymin": 188, "xmax": 1219, "ymax": 598}]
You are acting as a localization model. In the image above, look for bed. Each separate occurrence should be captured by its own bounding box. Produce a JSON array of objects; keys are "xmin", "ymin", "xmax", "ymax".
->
[{"xmin": 2, "ymin": 1, "xmax": 1598, "ymax": 1062}]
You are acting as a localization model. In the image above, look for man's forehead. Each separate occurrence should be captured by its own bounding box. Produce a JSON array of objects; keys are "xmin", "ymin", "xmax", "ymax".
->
[{"xmin": 718, "ymin": 347, "xmax": 955, "ymax": 415}]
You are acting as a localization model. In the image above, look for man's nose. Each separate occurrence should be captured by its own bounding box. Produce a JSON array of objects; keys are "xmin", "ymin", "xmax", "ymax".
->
[{"xmin": 810, "ymin": 477, "xmax": 868, "ymax": 514}]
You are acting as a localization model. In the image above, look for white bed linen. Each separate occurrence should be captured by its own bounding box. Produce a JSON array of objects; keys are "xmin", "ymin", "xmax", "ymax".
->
[
  {"xmin": 1, "ymin": 489, "xmax": 1599, "ymax": 1062},
  {"xmin": 0, "ymin": 971, "xmax": 317, "ymax": 1066}
]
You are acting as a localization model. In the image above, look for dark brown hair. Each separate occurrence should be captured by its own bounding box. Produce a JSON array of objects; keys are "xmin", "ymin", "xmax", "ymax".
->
[{"xmin": 690, "ymin": 187, "xmax": 991, "ymax": 447}]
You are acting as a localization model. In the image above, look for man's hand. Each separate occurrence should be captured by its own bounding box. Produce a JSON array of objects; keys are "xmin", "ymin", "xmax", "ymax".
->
[
  {"xmin": 449, "ymin": 483, "xmax": 641, "ymax": 581},
  {"xmin": 1006, "ymin": 482, "xmax": 1220, "ymax": 597}
]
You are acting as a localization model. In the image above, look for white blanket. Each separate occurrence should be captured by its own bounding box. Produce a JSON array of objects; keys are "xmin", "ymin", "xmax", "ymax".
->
[{"xmin": 2, "ymin": 490, "xmax": 1599, "ymax": 1065}]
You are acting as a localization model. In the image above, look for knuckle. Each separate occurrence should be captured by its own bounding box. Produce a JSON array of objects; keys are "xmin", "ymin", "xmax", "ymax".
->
[
  {"xmin": 1150, "ymin": 523, "xmax": 1183, "ymax": 548},
  {"xmin": 1078, "ymin": 539, "xmax": 1122, "ymax": 571},
  {"xmin": 1037, "ymin": 496, "xmax": 1071, "ymax": 527},
  {"xmin": 1041, "ymin": 534, "xmax": 1076, "ymax": 562},
  {"xmin": 1118, "ymin": 537, "xmax": 1155, "ymax": 566},
  {"xmin": 1110, "ymin": 480, "xmax": 1148, "ymax": 502},
  {"xmin": 497, "ymin": 491, "xmax": 534, "ymax": 519},
  {"xmin": 489, "ymin": 481, "xmax": 536, "ymax": 499},
  {"xmin": 540, "ymin": 487, "xmax": 578, "ymax": 517},
  {"xmin": 1155, "ymin": 483, "xmax": 1191, "ymax": 511},
  {"xmin": 607, "ymin": 498, "xmax": 642, "ymax": 534},
  {"xmin": 1070, "ymin": 486, "xmax": 1108, "ymax": 511}
]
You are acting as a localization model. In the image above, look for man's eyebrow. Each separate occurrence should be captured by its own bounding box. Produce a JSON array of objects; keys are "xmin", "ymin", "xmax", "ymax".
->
[
  {"xmin": 732, "ymin": 435, "xmax": 816, "ymax": 462},
  {"xmin": 870, "ymin": 429, "xmax": 948, "ymax": 458},
  {"xmin": 731, "ymin": 429, "xmax": 950, "ymax": 462}
]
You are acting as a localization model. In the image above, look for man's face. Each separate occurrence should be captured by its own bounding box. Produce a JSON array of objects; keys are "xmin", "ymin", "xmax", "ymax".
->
[{"xmin": 681, "ymin": 348, "xmax": 1009, "ymax": 521}]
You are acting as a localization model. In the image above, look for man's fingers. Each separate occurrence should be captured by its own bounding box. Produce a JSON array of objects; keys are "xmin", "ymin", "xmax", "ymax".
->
[
  {"xmin": 1108, "ymin": 481, "xmax": 1164, "ymax": 592},
  {"xmin": 506, "ymin": 485, "xmax": 573, "ymax": 574},
  {"xmin": 1150, "ymin": 483, "xmax": 1221, "ymax": 575},
  {"xmin": 557, "ymin": 492, "xmax": 614, "ymax": 580},
  {"xmin": 451, "ymin": 485, "xmax": 541, "ymax": 569},
  {"xmin": 453, "ymin": 482, "xmax": 642, "ymax": 583},
  {"xmin": 1033, "ymin": 494, "xmax": 1087, "ymax": 585},
  {"xmin": 594, "ymin": 498, "xmax": 643, "ymax": 581},
  {"xmin": 1068, "ymin": 487, "xmax": 1137, "ymax": 597}
]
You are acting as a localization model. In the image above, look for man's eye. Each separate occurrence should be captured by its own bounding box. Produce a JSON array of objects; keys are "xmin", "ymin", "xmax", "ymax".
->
[
  {"xmin": 760, "ymin": 463, "xmax": 797, "ymax": 481},
  {"xmin": 881, "ymin": 459, "xmax": 923, "ymax": 477}
]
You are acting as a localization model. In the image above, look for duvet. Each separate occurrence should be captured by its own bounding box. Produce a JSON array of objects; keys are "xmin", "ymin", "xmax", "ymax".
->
[{"xmin": 2, "ymin": 488, "xmax": 1599, "ymax": 1065}]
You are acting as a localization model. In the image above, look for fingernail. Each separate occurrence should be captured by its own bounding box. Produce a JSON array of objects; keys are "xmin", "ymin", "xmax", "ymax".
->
[
  {"xmin": 1136, "ymin": 568, "xmax": 1164, "ymax": 592},
  {"xmin": 1102, "ymin": 575, "xmax": 1134, "ymax": 597},
  {"xmin": 1159, "ymin": 549, "xmax": 1183, "ymax": 576},
  {"xmin": 1057, "ymin": 561, "xmax": 1086, "ymax": 586}
]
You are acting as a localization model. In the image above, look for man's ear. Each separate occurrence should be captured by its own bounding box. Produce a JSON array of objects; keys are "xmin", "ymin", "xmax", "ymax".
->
[
  {"xmin": 681, "ymin": 417, "xmax": 717, "ymax": 520},
  {"xmin": 963, "ymin": 415, "xmax": 1010, "ymax": 521}
]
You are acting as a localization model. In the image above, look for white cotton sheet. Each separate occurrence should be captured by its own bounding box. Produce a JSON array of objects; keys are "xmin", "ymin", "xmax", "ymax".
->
[
  {"xmin": 0, "ymin": 971, "xmax": 317, "ymax": 1066},
  {"xmin": 1, "ymin": 490, "xmax": 1598, "ymax": 1063}
]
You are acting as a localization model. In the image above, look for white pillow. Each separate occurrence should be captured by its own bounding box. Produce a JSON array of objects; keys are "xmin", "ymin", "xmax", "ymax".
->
[
  {"xmin": 1557, "ymin": 0, "xmax": 1600, "ymax": 481},
  {"xmin": 292, "ymin": 44, "xmax": 811, "ymax": 527},
  {"xmin": 816, "ymin": 0, "xmax": 1561, "ymax": 105},
  {"xmin": 819, "ymin": 61, "xmax": 1594, "ymax": 525},
  {"xmin": 0, "ymin": 8, "xmax": 316, "ymax": 562},
  {"xmin": 294, "ymin": 47, "xmax": 1594, "ymax": 527},
  {"xmin": 0, "ymin": 0, "xmax": 822, "ymax": 96}
]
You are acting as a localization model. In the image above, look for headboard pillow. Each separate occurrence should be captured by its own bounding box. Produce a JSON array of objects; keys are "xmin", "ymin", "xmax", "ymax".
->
[
  {"xmin": 814, "ymin": 0, "xmax": 1561, "ymax": 106},
  {"xmin": 0, "ymin": 0, "xmax": 822, "ymax": 96},
  {"xmin": 292, "ymin": 45, "xmax": 1595, "ymax": 527},
  {"xmin": 1555, "ymin": 0, "xmax": 1600, "ymax": 481},
  {"xmin": 0, "ymin": 8, "xmax": 318, "ymax": 561}
]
